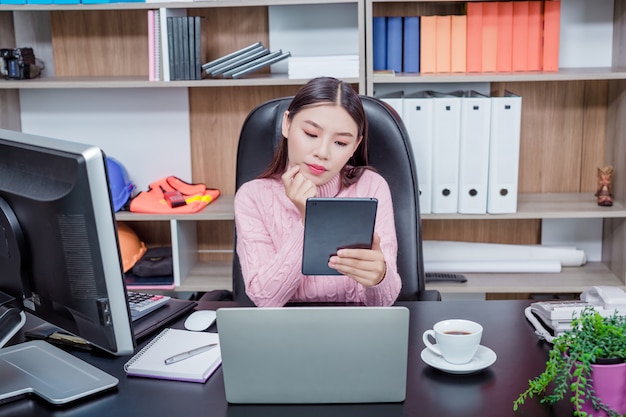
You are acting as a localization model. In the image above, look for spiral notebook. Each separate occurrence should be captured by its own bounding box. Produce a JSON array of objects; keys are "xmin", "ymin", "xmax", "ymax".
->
[{"xmin": 123, "ymin": 328, "xmax": 221, "ymax": 383}]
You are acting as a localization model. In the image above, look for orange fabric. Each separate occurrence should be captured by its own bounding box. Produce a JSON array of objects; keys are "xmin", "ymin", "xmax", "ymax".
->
[{"xmin": 130, "ymin": 176, "xmax": 221, "ymax": 214}]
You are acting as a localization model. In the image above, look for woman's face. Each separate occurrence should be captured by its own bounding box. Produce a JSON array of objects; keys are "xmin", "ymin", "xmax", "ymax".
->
[{"xmin": 282, "ymin": 103, "xmax": 362, "ymax": 186}]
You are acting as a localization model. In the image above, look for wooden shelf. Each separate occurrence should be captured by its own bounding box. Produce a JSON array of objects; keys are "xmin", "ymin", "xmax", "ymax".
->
[
  {"xmin": 115, "ymin": 193, "xmax": 626, "ymax": 222},
  {"xmin": 177, "ymin": 260, "xmax": 233, "ymax": 292},
  {"xmin": 372, "ymin": 67, "xmax": 626, "ymax": 84},
  {"xmin": 115, "ymin": 195, "xmax": 235, "ymax": 222},
  {"xmin": 423, "ymin": 193, "xmax": 626, "ymax": 220},
  {"xmin": 0, "ymin": 75, "xmax": 361, "ymax": 90},
  {"xmin": 0, "ymin": 0, "xmax": 357, "ymax": 12},
  {"xmin": 426, "ymin": 262, "xmax": 625, "ymax": 294}
]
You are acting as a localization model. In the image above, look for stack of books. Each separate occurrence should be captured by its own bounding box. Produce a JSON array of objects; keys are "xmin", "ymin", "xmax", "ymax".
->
[
  {"xmin": 373, "ymin": 0, "xmax": 561, "ymax": 74},
  {"xmin": 202, "ymin": 43, "xmax": 290, "ymax": 79},
  {"xmin": 147, "ymin": 10, "xmax": 203, "ymax": 81}
]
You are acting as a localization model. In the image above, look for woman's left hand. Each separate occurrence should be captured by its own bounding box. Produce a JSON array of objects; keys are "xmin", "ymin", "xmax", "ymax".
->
[{"xmin": 328, "ymin": 233, "xmax": 386, "ymax": 287}]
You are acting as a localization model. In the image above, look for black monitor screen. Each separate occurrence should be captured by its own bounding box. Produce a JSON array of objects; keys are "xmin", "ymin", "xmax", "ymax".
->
[{"xmin": 0, "ymin": 128, "xmax": 134, "ymax": 355}]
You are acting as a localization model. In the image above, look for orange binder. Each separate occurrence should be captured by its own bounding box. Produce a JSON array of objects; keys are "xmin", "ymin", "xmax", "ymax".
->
[
  {"xmin": 451, "ymin": 15, "xmax": 467, "ymax": 73},
  {"xmin": 496, "ymin": 2, "xmax": 513, "ymax": 72},
  {"xmin": 435, "ymin": 15, "xmax": 452, "ymax": 73},
  {"xmin": 527, "ymin": 1, "xmax": 544, "ymax": 71},
  {"xmin": 466, "ymin": 2, "xmax": 483, "ymax": 72},
  {"xmin": 481, "ymin": 2, "xmax": 498, "ymax": 72},
  {"xmin": 420, "ymin": 15, "xmax": 437, "ymax": 73},
  {"xmin": 543, "ymin": 0, "xmax": 561, "ymax": 72},
  {"xmin": 512, "ymin": 1, "xmax": 530, "ymax": 72}
]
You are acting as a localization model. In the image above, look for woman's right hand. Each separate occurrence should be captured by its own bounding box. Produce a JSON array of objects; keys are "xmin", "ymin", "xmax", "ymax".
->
[{"xmin": 282, "ymin": 165, "xmax": 317, "ymax": 221}]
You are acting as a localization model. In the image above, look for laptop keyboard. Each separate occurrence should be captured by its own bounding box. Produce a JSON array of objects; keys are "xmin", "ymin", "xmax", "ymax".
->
[{"xmin": 127, "ymin": 291, "xmax": 170, "ymax": 321}]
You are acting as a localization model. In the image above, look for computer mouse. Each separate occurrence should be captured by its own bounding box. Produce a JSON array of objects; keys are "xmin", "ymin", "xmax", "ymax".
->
[{"xmin": 184, "ymin": 310, "xmax": 217, "ymax": 331}]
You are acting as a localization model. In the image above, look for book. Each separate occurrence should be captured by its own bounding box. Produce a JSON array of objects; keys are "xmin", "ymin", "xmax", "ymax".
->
[
  {"xmin": 230, "ymin": 51, "xmax": 291, "ymax": 79},
  {"xmin": 201, "ymin": 42, "xmax": 264, "ymax": 74},
  {"xmin": 466, "ymin": 2, "xmax": 483, "ymax": 72},
  {"xmin": 160, "ymin": 8, "xmax": 186, "ymax": 81},
  {"xmin": 124, "ymin": 328, "xmax": 221, "ymax": 383},
  {"xmin": 481, "ymin": 2, "xmax": 498, "ymax": 72},
  {"xmin": 527, "ymin": 1, "xmax": 543, "ymax": 71},
  {"xmin": 148, "ymin": 10, "xmax": 156, "ymax": 81},
  {"xmin": 512, "ymin": 1, "xmax": 529, "ymax": 72},
  {"xmin": 435, "ymin": 15, "xmax": 451, "ymax": 73},
  {"xmin": 373, "ymin": 16, "xmax": 387, "ymax": 71},
  {"xmin": 496, "ymin": 1, "xmax": 513, "ymax": 72},
  {"xmin": 193, "ymin": 16, "xmax": 202, "ymax": 80},
  {"xmin": 386, "ymin": 16, "xmax": 403, "ymax": 73},
  {"xmin": 419, "ymin": 15, "xmax": 437, "ymax": 73},
  {"xmin": 450, "ymin": 15, "xmax": 466, "ymax": 73},
  {"xmin": 543, "ymin": 0, "xmax": 561, "ymax": 71},
  {"xmin": 403, "ymin": 16, "xmax": 420, "ymax": 73}
]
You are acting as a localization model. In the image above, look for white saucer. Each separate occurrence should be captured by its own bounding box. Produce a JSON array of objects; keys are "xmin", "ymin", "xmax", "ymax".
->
[{"xmin": 420, "ymin": 345, "xmax": 497, "ymax": 374}]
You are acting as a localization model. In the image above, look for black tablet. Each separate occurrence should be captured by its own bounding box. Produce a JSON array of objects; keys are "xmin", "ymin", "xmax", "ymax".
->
[{"xmin": 302, "ymin": 197, "xmax": 378, "ymax": 275}]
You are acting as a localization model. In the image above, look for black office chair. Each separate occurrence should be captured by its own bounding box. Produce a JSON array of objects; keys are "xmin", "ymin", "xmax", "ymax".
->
[{"xmin": 202, "ymin": 95, "xmax": 441, "ymax": 303}]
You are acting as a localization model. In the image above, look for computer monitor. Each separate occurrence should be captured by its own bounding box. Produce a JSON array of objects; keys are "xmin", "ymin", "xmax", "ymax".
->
[{"xmin": 0, "ymin": 127, "xmax": 135, "ymax": 355}]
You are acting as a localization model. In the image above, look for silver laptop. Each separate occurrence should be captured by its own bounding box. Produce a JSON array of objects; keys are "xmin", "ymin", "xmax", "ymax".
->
[{"xmin": 216, "ymin": 306, "xmax": 409, "ymax": 404}]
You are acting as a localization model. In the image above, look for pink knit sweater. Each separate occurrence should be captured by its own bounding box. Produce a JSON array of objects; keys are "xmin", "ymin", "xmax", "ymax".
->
[{"xmin": 234, "ymin": 170, "xmax": 402, "ymax": 307}]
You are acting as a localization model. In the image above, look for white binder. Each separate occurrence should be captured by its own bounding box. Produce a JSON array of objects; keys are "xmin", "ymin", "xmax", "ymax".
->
[
  {"xmin": 487, "ymin": 91, "xmax": 522, "ymax": 214},
  {"xmin": 377, "ymin": 91, "xmax": 404, "ymax": 119},
  {"xmin": 403, "ymin": 91, "xmax": 433, "ymax": 214},
  {"xmin": 430, "ymin": 91, "xmax": 461, "ymax": 213},
  {"xmin": 457, "ymin": 91, "xmax": 491, "ymax": 214}
]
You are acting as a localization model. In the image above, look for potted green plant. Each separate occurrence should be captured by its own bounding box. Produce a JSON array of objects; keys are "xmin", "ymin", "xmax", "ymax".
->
[{"xmin": 514, "ymin": 307, "xmax": 626, "ymax": 417}]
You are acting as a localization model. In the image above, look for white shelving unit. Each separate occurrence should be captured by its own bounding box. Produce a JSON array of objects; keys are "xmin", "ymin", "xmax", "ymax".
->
[{"xmin": 3, "ymin": 0, "xmax": 626, "ymax": 296}]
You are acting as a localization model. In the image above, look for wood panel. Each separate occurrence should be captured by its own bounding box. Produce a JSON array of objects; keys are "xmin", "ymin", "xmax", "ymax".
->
[
  {"xmin": 0, "ymin": 13, "xmax": 21, "ymax": 131},
  {"xmin": 373, "ymin": 2, "xmax": 465, "ymax": 16},
  {"xmin": 190, "ymin": 84, "xmax": 301, "ymax": 262},
  {"xmin": 493, "ymin": 81, "xmax": 588, "ymax": 194},
  {"xmin": 190, "ymin": 7, "xmax": 268, "ymax": 70},
  {"xmin": 422, "ymin": 219, "xmax": 541, "ymax": 245},
  {"xmin": 0, "ymin": 11, "xmax": 15, "ymax": 47},
  {"xmin": 581, "ymin": 80, "xmax": 609, "ymax": 192},
  {"xmin": 50, "ymin": 10, "xmax": 147, "ymax": 77}
]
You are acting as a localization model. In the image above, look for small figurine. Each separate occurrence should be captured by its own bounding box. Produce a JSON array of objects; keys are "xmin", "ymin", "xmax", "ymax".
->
[{"xmin": 595, "ymin": 165, "xmax": 613, "ymax": 207}]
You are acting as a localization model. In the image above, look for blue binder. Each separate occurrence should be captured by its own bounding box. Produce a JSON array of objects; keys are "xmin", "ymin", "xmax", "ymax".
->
[
  {"xmin": 386, "ymin": 16, "xmax": 403, "ymax": 73},
  {"xmin": 403, "ymin": 17, "xmax": 420, "ymax": 73},
  {"xmin": 373, "ymin": 17, "xmax": 387, "ymax": 71}
]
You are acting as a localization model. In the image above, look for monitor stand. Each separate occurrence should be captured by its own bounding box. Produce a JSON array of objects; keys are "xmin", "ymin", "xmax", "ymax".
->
[{"xmin": 0, "ymin": 340, "xmax": 118, "ymax": 405}]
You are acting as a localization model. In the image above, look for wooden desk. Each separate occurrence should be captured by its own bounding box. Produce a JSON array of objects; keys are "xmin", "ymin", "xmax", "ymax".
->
[{"xmin": 1, "ymin": 300, "xmax": 569, "ymax": 417}]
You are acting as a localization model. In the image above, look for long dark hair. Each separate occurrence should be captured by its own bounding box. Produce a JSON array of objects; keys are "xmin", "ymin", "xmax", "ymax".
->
[{"xmin": 258, "ymin": 77, "xmax": 371, "ymax": 190}]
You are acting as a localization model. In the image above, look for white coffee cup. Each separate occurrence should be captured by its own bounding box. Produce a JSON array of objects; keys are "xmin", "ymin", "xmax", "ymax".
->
[{"xmin": 422, "ymin": 319, "xmax": 483, "ymax": 364}]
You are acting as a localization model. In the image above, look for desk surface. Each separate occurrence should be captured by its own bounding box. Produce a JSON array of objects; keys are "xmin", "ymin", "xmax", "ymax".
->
[{"xmin": 2, "ymin": 300, "xmax": 569, "ymax": 417}]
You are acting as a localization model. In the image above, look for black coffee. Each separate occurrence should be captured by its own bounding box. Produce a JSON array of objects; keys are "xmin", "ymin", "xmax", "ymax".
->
[{"xmin": 444, "ymin": 331, "xmax": 471, "ymax": 335}]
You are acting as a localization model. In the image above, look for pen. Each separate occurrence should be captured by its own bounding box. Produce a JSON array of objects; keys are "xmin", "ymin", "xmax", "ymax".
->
[{"xmin": 164, "ymin": 343, "xmax": 218, "ymax": 365}]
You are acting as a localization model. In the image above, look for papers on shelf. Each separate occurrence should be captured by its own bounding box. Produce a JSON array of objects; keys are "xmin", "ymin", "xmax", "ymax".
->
[
  {"xmin": 423, "ymin": 240, "xmax": 587, "ymax": 274},
  {"xmin": 287, "ymin": 55, "xmax": 359, "ymax": 79}
]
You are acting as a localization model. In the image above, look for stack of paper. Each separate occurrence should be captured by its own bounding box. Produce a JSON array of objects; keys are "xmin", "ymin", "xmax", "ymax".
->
[
  {"xmin": 423, "ymin": 240, "xmax": 587, "ymax": 273},
  {"xmin": 287, "ymin": 55, "xmax": 359, "ymax": 79}
]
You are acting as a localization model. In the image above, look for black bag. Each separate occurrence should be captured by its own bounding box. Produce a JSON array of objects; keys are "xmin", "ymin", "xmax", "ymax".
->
[{"xmin": 132, "ymin": 247, "xmax": 173, "ymax": 277}]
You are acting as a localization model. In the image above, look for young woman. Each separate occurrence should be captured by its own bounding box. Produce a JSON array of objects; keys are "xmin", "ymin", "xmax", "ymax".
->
[{"xmin": 234, "ymin": 77, "xmax": 401, "ymax": 307}]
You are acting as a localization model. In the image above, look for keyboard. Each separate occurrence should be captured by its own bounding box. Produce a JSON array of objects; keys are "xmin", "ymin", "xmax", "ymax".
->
[{"xmin": 127, "ymin": 291, "xmax": 171, "ymax": 321}]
